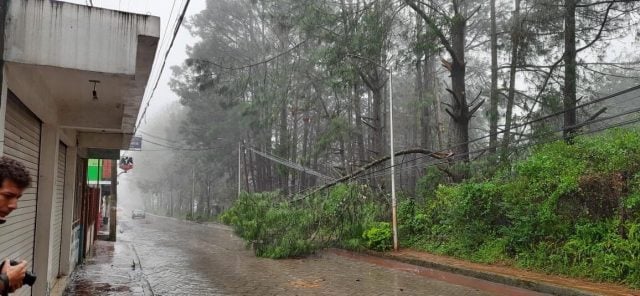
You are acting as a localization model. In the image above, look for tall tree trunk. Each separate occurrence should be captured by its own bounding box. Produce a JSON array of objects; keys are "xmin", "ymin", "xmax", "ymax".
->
[
  {"xmin": 354, "ymin": 83, "xmax": 365, "ymax": 165},
  {"xmin": 170, "ymin": 190, "xmax": 174, "ymax": 217},
  {"xmin": 372, "ymin": 87, "xmax": 384, "ymax": 159},
  {"xmin": 564, "ymin": 0, "xmax": 577, "ymax": 140},
  {"xmin": 423, "ymin": 55, "xmax": 436, "ymax": 150},
  {"xmin": 449, "ymin": 14, "xmax": 470, "ymax": 165},
  {"xmin": 279, "ymin": 101, "xmax": 289, "ymax": 193},
  {"xmin": 206, "ymin": 180, "xmax": 211, "ymax": 217},
  {"xmin": 291, "ymin": 95, "xmax": 299, "ymax": 193},
  {"xmin": 502, "ymin": 0, "xmax": 522, "ymax": 160},
  {"xmin": 406, "ymin": 0, "xmax": 483, "ymax": 179},
  {"xmin": 434, "ymin": 78, "xmax": 444, "ymax": 150},
  {"xmin": 243, "ymin": 144, "xmax": 251, "ymax": 193},
  {"xmin": 301, "ymin": 111, "xmax": 310, "ymax": 189},
  {"xmin": 489, "ymin": 0, "xmax": 499, "ymax": 154}
]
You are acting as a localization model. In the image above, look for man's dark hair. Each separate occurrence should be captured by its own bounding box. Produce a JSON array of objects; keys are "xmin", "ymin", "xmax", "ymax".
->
[{"xmin": 0, "ymin": 157, "xmax": 32, "ymax": 189}]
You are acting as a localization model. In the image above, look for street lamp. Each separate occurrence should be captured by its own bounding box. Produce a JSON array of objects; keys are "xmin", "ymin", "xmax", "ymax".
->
[
  {"xmin": 347, "ymin": 54, "xmax": 398, "ymax": 251},
  {"xmin": 386, "ymin": 67, "xmax": 398, "ymax": 252}
]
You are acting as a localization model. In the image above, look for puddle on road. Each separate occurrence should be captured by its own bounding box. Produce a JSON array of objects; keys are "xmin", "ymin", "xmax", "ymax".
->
[{"xmin": 65, "ymin": 279, "xmax": 132, "ymax": 295}]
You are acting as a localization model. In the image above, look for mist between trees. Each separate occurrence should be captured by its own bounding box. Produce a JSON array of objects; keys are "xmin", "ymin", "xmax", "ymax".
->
[{"xmin": 130, "ymin": 0, "xmax": 640, "ymax": 223}]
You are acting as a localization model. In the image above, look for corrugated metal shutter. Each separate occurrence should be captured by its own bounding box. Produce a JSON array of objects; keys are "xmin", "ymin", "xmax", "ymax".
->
[
  {"xmin": 50, "ymin": 142, "xmax": 66, "ymax": 282},
  {"xmin": 0, "ymin": 92, "xmax": 41, "ymax": 296}
]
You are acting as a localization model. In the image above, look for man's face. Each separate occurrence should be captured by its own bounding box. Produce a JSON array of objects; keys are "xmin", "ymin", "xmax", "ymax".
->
[{"xmin": 0, "ymin": 180, "xmax": 24, "ymax": 224}]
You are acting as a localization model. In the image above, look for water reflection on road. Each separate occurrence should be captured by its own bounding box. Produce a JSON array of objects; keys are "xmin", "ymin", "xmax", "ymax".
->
[{"xmin": 122, "ymin": 215, "xmax": 496, "ymax": 296}]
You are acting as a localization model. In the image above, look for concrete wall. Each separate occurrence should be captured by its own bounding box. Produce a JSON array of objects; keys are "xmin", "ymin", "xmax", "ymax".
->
[{"xmin": 4, "ymin": 0, "xmax": 159, "ymax": 75}]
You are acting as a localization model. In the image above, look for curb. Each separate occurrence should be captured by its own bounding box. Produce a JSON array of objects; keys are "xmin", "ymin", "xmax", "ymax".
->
[
  {"xmin": 130, "ymin": 243, "xmax": 155, "ymax": 296},
  {"xmin": 361, "ymin": 250, "xmax": 600, "ymax": 296}
]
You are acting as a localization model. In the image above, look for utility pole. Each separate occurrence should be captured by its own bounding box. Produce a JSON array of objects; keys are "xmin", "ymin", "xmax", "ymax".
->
[
  {"xmin": 389, "ymin": 70, "xmax": 398, "ymax": 252},
  {"xmin": 238, "ymin": 142, "xmax": 242, "ymax": 198},
  {"xmin": 191, "ymin": 166, "xmax": 195, "ymax": 218},
  {"xmin": 337, "ymin": 54, "xmax": 398, "ymax": 251}
]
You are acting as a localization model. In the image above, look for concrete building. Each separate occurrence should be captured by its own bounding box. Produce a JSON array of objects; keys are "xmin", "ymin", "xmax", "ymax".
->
[{"xmin": 0, "ymin": 1, "xmax": 160, "ymax": 295}]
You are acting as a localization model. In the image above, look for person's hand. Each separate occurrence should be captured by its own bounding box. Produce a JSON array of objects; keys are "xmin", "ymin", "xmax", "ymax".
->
[{"xmin": 1, "ymin": 259, "xmax": 26, "ymax": 292}]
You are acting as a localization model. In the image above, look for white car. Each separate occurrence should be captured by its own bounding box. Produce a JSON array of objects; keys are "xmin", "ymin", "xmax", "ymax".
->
[{"xmin": 131, "ymin": 209, "xmax": 145, "ymax": 219}]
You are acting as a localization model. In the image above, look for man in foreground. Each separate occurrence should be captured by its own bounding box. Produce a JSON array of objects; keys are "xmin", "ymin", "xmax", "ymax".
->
[{"xmin": 0, "ymin": 157, "xmax": 32, "ymax": 295}]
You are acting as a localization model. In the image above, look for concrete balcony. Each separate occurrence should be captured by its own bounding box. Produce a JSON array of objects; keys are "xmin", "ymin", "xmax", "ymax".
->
[{"xmin": 3, "ymin": 0, "xmax": 160, "ymax": 150}]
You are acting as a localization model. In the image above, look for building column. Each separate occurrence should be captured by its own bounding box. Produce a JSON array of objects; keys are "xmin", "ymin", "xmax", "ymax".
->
[
  {"xmin": 0, "ymin": 0, "xmax": 6, "ymax": 154},
  {"xmin": 33, "ymin": 123, "xmax": 60, "ymax": 296},
  {"xmin": 59, "ymin": 145, "xmax": 77, "ymax": 276},
  {"xmin": 109, "ymin": 160, "xmax": 117, "ymax": 241},
  {"xmin": 0, "ymin": 67, "xmax": 7, "ymax": 154}
]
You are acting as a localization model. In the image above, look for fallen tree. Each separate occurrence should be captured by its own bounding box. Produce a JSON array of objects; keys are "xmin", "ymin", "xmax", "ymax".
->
[{"xmin": 297, "ymin": 148, "xmax": 454, "ymax": 200}]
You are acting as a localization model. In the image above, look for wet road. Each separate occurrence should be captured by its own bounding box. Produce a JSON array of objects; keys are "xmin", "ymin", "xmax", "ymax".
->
[{"xmin": 112, "ymin": 215, "xmax": 547, "ymax": 296}]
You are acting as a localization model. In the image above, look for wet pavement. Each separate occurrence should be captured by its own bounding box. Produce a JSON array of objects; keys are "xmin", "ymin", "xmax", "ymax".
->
[
  {"xmin": 65, "ymin": 214, "xmax": 550, "ymax": 296},
  {"xmin": 63, "ymin": 237, "xmax": 148, "ymax": 295}
]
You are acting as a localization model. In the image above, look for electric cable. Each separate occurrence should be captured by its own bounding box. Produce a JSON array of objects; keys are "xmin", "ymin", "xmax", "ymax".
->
[
  {"xmin": 134, "ymin": 0, "xmax": 192, "ymax": 134},
  {"xmin": 355, "ymin": 106, "xmax": 640, "ymax": 181}
]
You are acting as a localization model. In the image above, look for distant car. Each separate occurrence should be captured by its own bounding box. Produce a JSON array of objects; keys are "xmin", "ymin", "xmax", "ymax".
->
[{"xmin": 132, "ymin": 209, "xmax": 145, "ymax": 219}]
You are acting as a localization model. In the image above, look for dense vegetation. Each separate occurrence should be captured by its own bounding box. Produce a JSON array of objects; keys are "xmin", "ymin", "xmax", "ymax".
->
[
  {"xmin": 133, "ymin": 0, "xmax": 640, "ymax": 221},
  {"xmin": 222, "ymin": 128, "xmax": 640, "ymax": 287}
]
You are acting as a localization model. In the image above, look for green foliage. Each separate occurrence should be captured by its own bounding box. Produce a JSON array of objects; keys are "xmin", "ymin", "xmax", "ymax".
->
[
  {"xmin": 416, "ymin": 167, "xmax": 446, "ymax": 202},
  {"xmin": 397, "ymin": 199, "xmax": 428, "ymax": 245},
  {"xmin": 402, "ymin": 128, "xmax": 640, "ymax": 287},
  {"xmin": 220, "ymin": 184, "xmax": 387, "ymax": 258},
  {"xmin": 363, "ymin": 222, "xmax": 392, "ymax": 252}
]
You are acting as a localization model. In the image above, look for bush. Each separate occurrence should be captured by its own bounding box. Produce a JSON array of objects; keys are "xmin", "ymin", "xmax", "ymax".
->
[
  {"xmin": 403, "ymin": 128, "xmax": 640, "ymax": 287},
  {"xmin": 363, "ymin": 222, "xmax": 392, "ymax": 251}
]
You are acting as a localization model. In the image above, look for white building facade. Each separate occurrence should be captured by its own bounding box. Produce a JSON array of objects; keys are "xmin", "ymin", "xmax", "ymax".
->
[{"xmin": 0, "ymin": 1, "xmax": 160, "ymax": 295}]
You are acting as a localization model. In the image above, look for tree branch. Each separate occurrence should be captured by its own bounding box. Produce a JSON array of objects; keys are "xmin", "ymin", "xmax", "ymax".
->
[
  {"xmin": 576, "ymin": 2, "xmax": 615, "ymax": 53},
  {"xmin": 469, "ymin": 99, "xmax": 486, "ymax": 117},
  {"xmin": 576, "ymin": 0, "xmax": 640, "ymax": 8},
  {"xmin": 302, "ymin": 148, "xmax": 453, "ymax": 196},
  {"xmin": 445, "ymin": 108, "xmax": 457, "ymax": 119}
]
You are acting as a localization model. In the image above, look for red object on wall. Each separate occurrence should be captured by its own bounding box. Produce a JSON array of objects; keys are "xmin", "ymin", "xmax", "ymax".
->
[{"xmin": 102, "ymin": 160, "xmax": 112, "ymax": 180}]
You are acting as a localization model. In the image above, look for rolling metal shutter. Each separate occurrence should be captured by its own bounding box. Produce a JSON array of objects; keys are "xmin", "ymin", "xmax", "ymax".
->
[
  {"xmin": 50, "ymin": 142, "xmax": 66, "ymax": 282},
  {"xmin": 0, "ymin": 92, "xmax": 41, "ymax": 296}
]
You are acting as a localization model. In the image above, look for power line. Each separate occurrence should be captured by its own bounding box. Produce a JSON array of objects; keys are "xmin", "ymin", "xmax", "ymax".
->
[
  {"xmin": 134, "ymin": 0, "xmax": 191, "ymax": 134},
  {"xmin": 351, "ymin": 87, "xmax": 640, "ymax": 181},
  {"xmin": 137, "ymin": 130, "xmax": 181, "ymax": 144},
  {"xmin": 354, "ymin": 105, "xmax": 640, "ymax": 181},
  {"xmin": 191, "ymin": 40, "xmax": 308, "ymax": 71},
  {"xmin": 141, "ymin": 138, "xmax": 227, "ymax": 151},
  {"xmin": 442, "ymin": 84, "xmax": 640, "ymax": 156},
  {"xmin": 156, "ymin": 0, "xmax": 181, "ymax": 70},
  {"xmin": 286, "ymin": 98, "xmax": 640, "ymax": 198},
  {"xmin": 246, "ymin": 146, "xmax": 336, "ymax": 181},
  {"xmin": 292, "ymin": 84, "xmax": 639, "ymax": 182}
]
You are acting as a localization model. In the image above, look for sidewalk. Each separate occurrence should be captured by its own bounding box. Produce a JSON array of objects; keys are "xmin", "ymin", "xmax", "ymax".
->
[
  {"xmin": 359, "ymin": 248, "xmax": 640, "ymax": 296},
  {"xmin": 62, "ymin": 239, "xmax": 151, "ymax": 296}
]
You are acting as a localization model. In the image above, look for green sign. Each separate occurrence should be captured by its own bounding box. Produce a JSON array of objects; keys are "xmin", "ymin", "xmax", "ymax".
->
[{"xmin": 87, "ymin": 159, "xmax": 102, "ymax": 182}]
